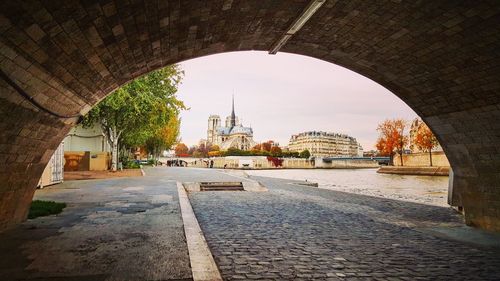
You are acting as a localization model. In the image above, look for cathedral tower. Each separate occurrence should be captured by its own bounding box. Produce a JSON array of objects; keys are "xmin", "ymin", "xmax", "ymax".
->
[
  {"xmin": 207, "ymin": 115, "xmax": 220, "ymax": 144},
  {"xmin": 230, "ymin": 95, "xmax": 236, "ymax": 128}
]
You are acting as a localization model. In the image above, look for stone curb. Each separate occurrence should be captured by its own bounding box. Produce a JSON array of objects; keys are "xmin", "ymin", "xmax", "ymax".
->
[{"xmin": 177, "ymin": 182, "xmax": 222, "ymax": 281}]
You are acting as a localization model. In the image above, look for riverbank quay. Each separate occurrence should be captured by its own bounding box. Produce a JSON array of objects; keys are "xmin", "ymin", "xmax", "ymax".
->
[
  {"xmin": 2, "ymin": 167, "xmax": 499, "ymax": 280},
  {"xmin": 378, "ymin": 166, "xmax": 450, "ymax": 176},
  {"xmin": 189, "ymin": 171, "xmax": 500, "ymax": 280},
  {"xmin": 161, "ymin": 156, "xmax": 380, "ymax": 169}
]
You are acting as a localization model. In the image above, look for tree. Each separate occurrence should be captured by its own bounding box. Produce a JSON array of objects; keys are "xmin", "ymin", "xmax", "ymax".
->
[
  {"xmin": 145, "ymin": 116, "xmax": 181, "ymax": 160},
  {"xmin": 207, "ymin": 144, "xmax": 221, "ymax": 157},
  {"xmin": 270, "ymin": 146, "xmax": 282, "ymax": 156},
  {"xmin": 83, "ymin": 65, "xmax": 185, "ymax": 171},
  {"xmin": 300, "ymin": 149, "xmax": 311, "ymax": 159},
  {"xmin": 376, "ymin": 119, "xmax": 408, "ymax": 166},
  {"xmin": 262, "ymin": 141, "xmax": 272, "ymax": 152},
  {"xmin": 282, "ymin": 151, "xmax": 300, "ymax": 158},
  {"xmin": 188, "ymin": 143, "xmax": 211, "ymax": 158},
  {"xmin": 175, "ymin": 143, "xmax": 189, "ymax": 157},
  {"xmin": 208, "ymin": 150, "xmax": 221, "ymax": 157},
  {"xmin": 413, "ymin": 121, "xmax": 439, "ymax": 166},
  {"xmin": 253, "ymin": 141, "xmax": 277, "ymax": 153},
  {"xmin": 188, "ymin": 146, "xmax": 197, "ymax": 156}
]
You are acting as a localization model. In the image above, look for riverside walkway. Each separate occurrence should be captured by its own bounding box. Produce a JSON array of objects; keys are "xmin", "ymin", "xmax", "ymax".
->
[
  {"xmin": 187, "ymin": 170, "xmax": 500, "ymax": 280},
  {"xmin": 0, "ymin": 167, "xmax": 499, "ymax": 280}
]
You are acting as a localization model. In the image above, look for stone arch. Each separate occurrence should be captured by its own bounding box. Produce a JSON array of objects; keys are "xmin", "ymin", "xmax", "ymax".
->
[{"xmin": 1, "ymin": 1, "xmax": 499, "ymax": 231}]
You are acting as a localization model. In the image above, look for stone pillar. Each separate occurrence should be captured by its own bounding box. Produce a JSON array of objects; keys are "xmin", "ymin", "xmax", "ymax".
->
[
  {"xmin": 0, "ymin": 112, "xmax": 72, "ymax": 230},
  {"xmin": 426, "ymin": 107, "xmax": 500, "ymax": 232}
]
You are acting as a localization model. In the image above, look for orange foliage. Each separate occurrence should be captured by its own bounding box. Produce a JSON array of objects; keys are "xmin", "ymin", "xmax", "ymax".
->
[
  {"xmin": 174, "ymin": 143, "xmax": 189, "ymax": 156},
  {"xmin": 208, "ymin": 151, "xmax": 221, "ymax": 157},
  {"xmin": 376, "ymin": 119, "xmax": 408, "ymax": 157},
  {"xmin": 262, "ymin": 142, "xmax": 272, "ymax": 152},
  {"xmin": 413, "ymin": 122, "xmax": 438, "ymax": 152},
  {"xmin": 270, "ymin": 146, "xmax": 282, "ymax": 155},
  {"xmin": 253, "ymin": 141, "xmax": 276, "ymax": 152}
]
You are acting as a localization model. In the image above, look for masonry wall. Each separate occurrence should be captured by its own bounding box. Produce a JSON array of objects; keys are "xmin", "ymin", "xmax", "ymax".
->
[
  {"xmin": 315, "ymin": 159, "xmax": 379, "ymax": 169},
  {"xmin": 393, "ymin": 152, "xmax": 450, "ymax": 167},
  {"xmin": 0, "ymin": 0, "xmax": 499, "ymax": 232}
]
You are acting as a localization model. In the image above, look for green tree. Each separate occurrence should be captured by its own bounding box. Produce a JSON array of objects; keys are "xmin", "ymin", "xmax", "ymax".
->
[
  {"xmin": 83, "ymin": 65, "xmax": 185, "ymax": 171},
  {"xmin": 300, "ymin": 149, "xmax": 311, "ymax": 159}
]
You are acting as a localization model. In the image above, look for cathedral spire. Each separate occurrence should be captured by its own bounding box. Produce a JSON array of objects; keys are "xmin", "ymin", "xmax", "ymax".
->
[{"xmin": 230, "ymin": 94, "xmax": 236, "ymax": 128}]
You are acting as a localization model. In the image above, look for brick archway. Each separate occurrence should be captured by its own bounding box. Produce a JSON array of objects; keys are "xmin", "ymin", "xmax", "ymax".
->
[{"xmin": 1, "ymin": 1, "xmax": 499, "ymax": 231}]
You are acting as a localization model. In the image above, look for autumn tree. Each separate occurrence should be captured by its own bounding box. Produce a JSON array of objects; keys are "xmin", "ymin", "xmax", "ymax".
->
[
  {"xmin": 262, "ymin": 141, "xmax": 272, "ymax": 152},
  {"xmin": 208, "ymin": 145, "xmax": 221, "ymax": 157},
  {"xmin": 270, "ymin": 146, "xmax": 282, "ymax": 156},
  {"xmin": 145, "ymin": 116, "xmax": 181, "ymax": 160},
  {"xmin": 253, "ymin": 141, "xmax": 277, "ymax": 152},
  {"xmin": 376, "ymin": 119, "xmax": 408, "ymax": 166},
  {"xmin": 413, "ymin": 121, "xmax": 439, "ymax": 166},
  {"xmin": 175, "ymin": 143, "xmax": 189, "ymax": 157},
  {"xmin": 252, "ymin": 144, "xmax": 262, "ymax": 151},
  {"xmin": 188, "ymin": 146, "xmax": 197, "ymax": 156},
  {"xmin": 83, "ymin": 65, "xmax": 185, "ymax": 171},
  {"xmin": 195, "ymin": 143, "xmax": 210, "ymax": 158}
]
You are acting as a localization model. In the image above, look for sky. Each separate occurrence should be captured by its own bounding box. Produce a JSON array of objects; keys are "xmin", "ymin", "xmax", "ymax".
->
[{"xmin": 176, "ymin": 51, "xmax": 418, "ymax": 150}]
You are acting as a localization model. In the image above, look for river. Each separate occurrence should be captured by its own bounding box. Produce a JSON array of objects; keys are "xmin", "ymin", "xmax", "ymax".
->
[{"xmin": 245, "ymin": 168, "xmax": 450, "ymax": 207}]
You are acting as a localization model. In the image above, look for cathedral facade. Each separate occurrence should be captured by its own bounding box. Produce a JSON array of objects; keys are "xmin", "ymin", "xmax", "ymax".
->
[{"xmin": 207, "ymin": 98, "xmax": 257, "ymax": 151}]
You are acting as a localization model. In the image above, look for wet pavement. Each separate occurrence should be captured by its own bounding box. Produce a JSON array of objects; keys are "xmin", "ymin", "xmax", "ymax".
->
[
  {"xmin": 1, "ymin": 167, "xmax": 500, "ymax": 281},
  {"xmin": 0, "ymin": 172, "xmax": 192, "ymax": 281}
]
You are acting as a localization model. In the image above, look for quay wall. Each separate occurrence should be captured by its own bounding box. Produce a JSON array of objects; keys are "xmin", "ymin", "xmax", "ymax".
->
[
  {"xmin": 393, "ymin": 151, "xmax": 450, "ymax": 167},
  {"xmin": 184, "ymin": 156, "xmax": 377, "ymax": 169},
  {"xmin": 315, "ymin": 159, "xmax": 379, "ymax": 169},
  {"xmin": 378, "ymin": 166, "xmax": 450, "ymax": 176}
]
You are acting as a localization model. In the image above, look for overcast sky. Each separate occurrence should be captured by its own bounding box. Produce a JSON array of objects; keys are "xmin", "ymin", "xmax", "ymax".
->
[{"xmin": 176, "ymin": 51, "xmax": 418, "ymax": 150}]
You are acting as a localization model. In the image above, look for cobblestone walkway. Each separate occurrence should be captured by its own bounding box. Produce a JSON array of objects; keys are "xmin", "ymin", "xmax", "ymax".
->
[{"xmin": 189, "ymin": 175, "xmax": 500, "ymax": 281}]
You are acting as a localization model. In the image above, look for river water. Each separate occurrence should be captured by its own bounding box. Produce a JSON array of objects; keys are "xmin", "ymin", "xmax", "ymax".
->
[{"xmin": 245, "ymin": 169, "xmax": 450, "ymax": 207}]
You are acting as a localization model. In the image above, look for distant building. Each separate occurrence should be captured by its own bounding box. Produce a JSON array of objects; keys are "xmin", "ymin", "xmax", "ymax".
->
[
  {"xmin": 409, "ymin": 118, "xmax": 443, "ymax": 153},
  {"xmin": 207, "ymin": 96, "xmax": 257, "ymax": 150},
  {"xmin": 288, "ymin": 131, "xmax": 363, "ymax": 157}
]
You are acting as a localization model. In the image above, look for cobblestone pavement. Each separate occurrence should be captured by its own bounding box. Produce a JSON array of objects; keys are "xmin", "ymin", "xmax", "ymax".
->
[{"xmin": 188, "ymin": 172, "xmax": 500, "ymax": 280}]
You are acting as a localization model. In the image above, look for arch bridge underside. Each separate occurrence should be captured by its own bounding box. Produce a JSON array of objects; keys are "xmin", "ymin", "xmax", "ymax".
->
[{"xmin": 0, "ymin": 1, "xmax": 499, "ymax": 231}]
